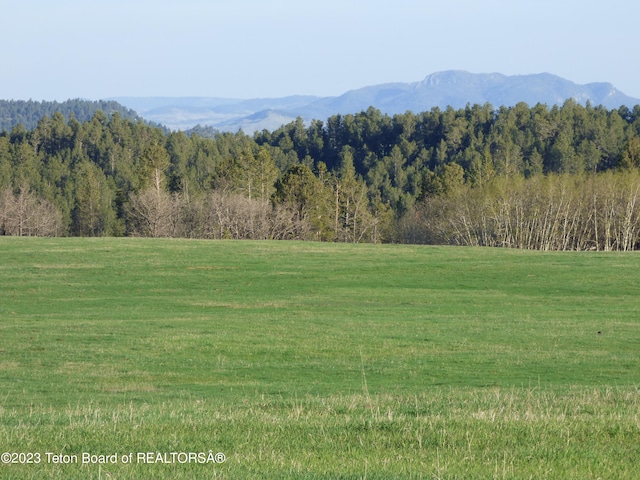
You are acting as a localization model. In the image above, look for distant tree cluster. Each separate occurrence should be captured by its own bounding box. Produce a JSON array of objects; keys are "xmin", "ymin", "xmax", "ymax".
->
[
  {"xmin": 0, "ymin": 99, "xmax": 146, "ymax": 132},
  {"xmin": 1, "ymin": 100, "xmax": 640, "ymax": 249}
]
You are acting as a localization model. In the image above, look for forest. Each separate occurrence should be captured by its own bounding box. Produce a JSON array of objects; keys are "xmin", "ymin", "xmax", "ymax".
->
[
  {"xmin": 0, "ymin": 99, "xmax": 146, "ymax": 132},
  {"xmin": 1, "ymin": 100, "xmax": 640, "ymax": 250}
]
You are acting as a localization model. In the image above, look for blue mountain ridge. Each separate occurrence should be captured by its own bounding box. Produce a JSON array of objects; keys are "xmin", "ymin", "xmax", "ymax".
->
[{"xmin": 109, "ymin": 71, "xmax": 639, "ymax": 133}]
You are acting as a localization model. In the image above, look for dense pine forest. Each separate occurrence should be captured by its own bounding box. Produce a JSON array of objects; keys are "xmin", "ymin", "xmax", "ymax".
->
[
  {"xmin": 0, "ymin": 99, "xmax": 147, "ymax": 132},
  {"xmin": 1, "ymin": 100, "xmax": 640, "ymax": 250}
]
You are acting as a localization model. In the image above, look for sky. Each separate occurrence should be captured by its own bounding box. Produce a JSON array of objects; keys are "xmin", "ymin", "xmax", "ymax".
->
[{"xmin": 2, "ymin": 0, "xmax": 639, "ymax": 101}]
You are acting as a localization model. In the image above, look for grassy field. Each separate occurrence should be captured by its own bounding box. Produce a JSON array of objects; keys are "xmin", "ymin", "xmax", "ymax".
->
[{"xmin": 1, "ymin": 237, "xmax": 639, "ymax": 478}]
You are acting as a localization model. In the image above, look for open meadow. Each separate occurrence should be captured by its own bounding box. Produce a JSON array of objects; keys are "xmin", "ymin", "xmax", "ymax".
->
[{"xmin": 1, "ymin": 238, "xmax": 639, "ymax": 479}]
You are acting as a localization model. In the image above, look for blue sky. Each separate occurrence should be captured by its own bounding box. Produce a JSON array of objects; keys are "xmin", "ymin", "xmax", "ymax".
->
[{"xmin": 3, "ymin": 0, "xmax": 639, "ymax": 100}]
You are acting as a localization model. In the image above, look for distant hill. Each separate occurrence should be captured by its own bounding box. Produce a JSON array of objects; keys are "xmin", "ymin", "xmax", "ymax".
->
[
  {"xmin": 0, "ymin": 99, "xmax": 146, "ymax": 132},
  {"xmin": 109, "ymin": 95, "xmax": 321, "ymax": 132},
  {"xmin": 302, "ymin": 71, "xmax": 639, "ymax": 118},
  {"xmin": 110, "ymin": 71, "xmax": 640, "ymax": 133}
]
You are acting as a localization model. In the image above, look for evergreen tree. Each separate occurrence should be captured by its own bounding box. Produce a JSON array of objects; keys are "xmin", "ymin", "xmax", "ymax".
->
[
  {"xmin": 73, "ymin": 160, "xmax": 117, "ymax": 236},
  {"xmin": 274, "ymin": 164, "xmax": 332, "ymax": 240}
]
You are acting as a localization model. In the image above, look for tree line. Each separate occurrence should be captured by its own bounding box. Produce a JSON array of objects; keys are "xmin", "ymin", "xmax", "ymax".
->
[
  {"xmin": 1, "ymin": 100, "xmax": 640, "ymax": 249},
  {"xmin": 0, "ymin": 99, "xmax": 146, "ymax": 132}
]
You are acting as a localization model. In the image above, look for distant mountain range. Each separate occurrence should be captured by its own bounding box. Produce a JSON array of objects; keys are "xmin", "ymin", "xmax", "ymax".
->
[{"xmin": 110, "ymin": 71, "xmax": 640, "ymax": 133}]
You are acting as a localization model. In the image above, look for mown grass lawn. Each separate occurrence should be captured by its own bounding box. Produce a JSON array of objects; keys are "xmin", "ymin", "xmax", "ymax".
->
[{"xmin": 1, "ymin": 238, "xmax": 639, "ymax": 478}]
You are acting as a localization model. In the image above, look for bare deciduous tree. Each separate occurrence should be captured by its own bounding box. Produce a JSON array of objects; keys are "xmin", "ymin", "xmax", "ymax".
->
[
  {"xmin": 182, "ymin": 191, "xmax": 308, "ymax": 240},
  {"xmin": 407, "ymin": 171, "xmax": 640, "ymax": 251},
  {"xmin": 0, "ymin": 187, "xmax": 63, "ymax": 237},
  {"xmin": 126, "ymin": 187, "xmax": 183, "ymax": 238}
]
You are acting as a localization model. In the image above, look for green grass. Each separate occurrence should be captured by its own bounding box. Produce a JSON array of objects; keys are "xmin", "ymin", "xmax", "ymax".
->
[{"xmin": 1, "ymin": 238, "xmax": 639, "ymax": 478}]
